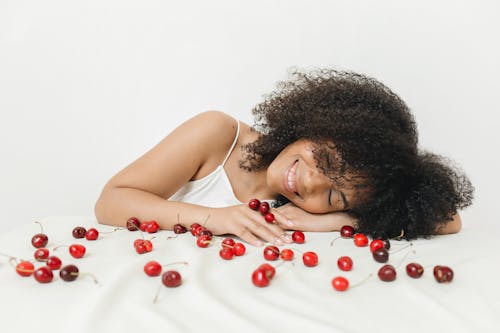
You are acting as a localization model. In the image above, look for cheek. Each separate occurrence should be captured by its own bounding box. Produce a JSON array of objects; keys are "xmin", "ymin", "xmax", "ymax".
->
[{"xmin": 295, "ymin": 200, "xmax": 330, "ymax": 214}]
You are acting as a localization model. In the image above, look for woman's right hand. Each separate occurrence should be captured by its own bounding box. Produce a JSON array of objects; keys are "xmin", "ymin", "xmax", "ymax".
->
[{"xmin": 204, "ymin": 205, "xmax": 293, "ymax": 247}]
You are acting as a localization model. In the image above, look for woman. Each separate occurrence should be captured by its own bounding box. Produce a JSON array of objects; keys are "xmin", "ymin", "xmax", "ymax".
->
[{"xmin": 94, "ymin": 69, "xmax": 473, "ymax": 246}]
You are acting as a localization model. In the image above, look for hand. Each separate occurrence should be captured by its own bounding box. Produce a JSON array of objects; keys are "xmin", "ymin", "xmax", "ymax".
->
[
  {"xmin": 204, "ymin": 205, "xmax": 293, "ymax": 247},
  {"xmin": 273, "ymin": 203, "xmax": 357, "ymax": 232}
]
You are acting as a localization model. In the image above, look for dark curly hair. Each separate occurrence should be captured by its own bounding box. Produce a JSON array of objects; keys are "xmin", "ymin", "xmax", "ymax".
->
[{"xmin": 240, "ymin": 68, "xmax": 474, "ymax": 240}]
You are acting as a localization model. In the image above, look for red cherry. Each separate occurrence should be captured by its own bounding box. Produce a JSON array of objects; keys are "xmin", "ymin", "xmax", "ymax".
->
[
  {"xmin": 162, "ymin": 270, "xmax": 182, "ymax": 287},
  {"xmin": 126, "ymin": 217, "xmax": 141, "ymax": 231},
  {"xmin": 280, "ymin": 248, "xmax": 294, "ymax": 261},
  {"xmin": 251, "ymin": 268, "xmax": 270, "ymax": 287},
  {"xmin": 198, "ymin": 229, "xmax": 213, "ymax": 238},
  {"xmin": 192, "ymin": 225, "xmax": 204, "ymax": 237},
  {"xmin": 146, "ymin": 221, "xmax": 160, "ymax": 233},
  {"xmin": 85, "ymin": 228, "xmax": 99, "ymax": 241},
  {"xmin": 369, "ymin": 239, "xmax": 385, "ymax": 253},
  {"xmin": 72, "ymin": 226, "xmax": 87, "ymax": 238},
  {"xmin": 264, "ymin": 213, "xmax": 275, "ymax": 223},
  {"xmin": 219, "ymin": 247, "xmax": 234, "ymax": 260},
  {"xmin": 46, "ymin": 256, "xmax": 62, "ymax": 270},
  {"xmin": 233, "ymin": 243, "xmax": 246, "ymax": 256},
  {"xmin": 406, "ymin": 263, "xmax": 424, "ymax": 278},
  {"xmin": 60, "ymin": 264, "xmax": 79, "ymax": 281},
  {"xmin": 332, "ymin": 276, "xmax": 349, "ymax": 291},
  {"xmin": 144, "ymin": 261, "xmax": 162, "ymax": 277},
  {"xmin": 292, "ymin": 231, "xmax": 305, "ymax": 244},
  {"xmin": 258, "ymin": 263, "xmax": 276, "ymax": 279},
  {"xmin": 34, "ymin": 266, "xmax": 53, "ymax": 283},
  {"xmin": 222, "ymin": 238, "xmax": 235, "ymax": 249},
  {"xmin": 189, "ymin": 223, "xmax": 202, "ymax": 235},
  {"xmin": 263, "ymin": 246, "xmax": 280, "ymax": 261},
  {"xmin": 134, "ymin": 239, "xmax": 153, "ymax": 254},
  {"xmin": 34, "ymin": 248, "xmax": 49, "ymax": 261},
  {"xmin": 16, "ymin": 261, "xmax": 35, "ymax": 277},
  {"xmin": 196, "ymin": 235, "xmax": 212, "ymax": 248},
  {"xmin": 259, "ymin": 202, "xmax": 270, "ymax": 215},
  {"xmin": 31, "ymin": 233, "xmax": 48, "ymax": 248},
  {"xmin": 337, "ymin": 256, "xmax": 353, "ymax": 271},
  {"xmin": 353, "ymin": 233, "xmax": 368, "ymax": 247},
  {"xmin": 340, "ymin": 225, "xmax": 355, "ymax": 238},
  {"xmin": 173, "ymin": 224, "xmax": 187, "ymax": 234},
  {"xmin": 372, "ymin": 248, "xmax": 389, "ymax": 263},
  {"xmin": 69, "ymin": 244, "xmax": 86, "ymax": 258},
  {"xmin": 248, "ymin": 198, "xmax": 261, "ymax": 210},
  {"xmin": 139, "ymin": 222, "xmax": 150, "ymax": 232},
  {"xmin": 378, "ymin": 264, "xmax": 397, "ymax": 282},
  {"xmin": 433, "ymin": 265, "xmax": 454, "ymax": 283},
  {"xmin": 302, "ymin": 251, "xmax": 318, "ymax": 267}
]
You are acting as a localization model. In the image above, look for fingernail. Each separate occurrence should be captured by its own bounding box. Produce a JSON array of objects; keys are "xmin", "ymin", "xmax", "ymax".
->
[
  {"xmin": 256, "ymin": 241, "xmax": 264, "ymax": 247},
  {"xmin": 286, "ymin": 220, "xmax": 294, "ymax": 227},
  {"xmin": 274, "ymin": 238, "xmax": 283, "ymax": 246}
]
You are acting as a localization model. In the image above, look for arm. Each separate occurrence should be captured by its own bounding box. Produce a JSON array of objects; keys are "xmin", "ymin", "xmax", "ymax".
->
[
  {"xmin": 94, "ymin": 111, "xmax": 288, "ymax": 246},
  {"xmin": 435, "ymin": 213, "xmax": 462, "ymax": 235}
]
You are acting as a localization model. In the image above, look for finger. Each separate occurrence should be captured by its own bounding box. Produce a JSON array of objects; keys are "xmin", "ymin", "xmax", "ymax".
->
[
  {"xmin": 291, "ymin": 213, "xmax": 355, "ymax": 232},
  {"xmin": 235, "ymin": 227, "xmax": 264, "ymax": 247},
  {"xmin": 269, "ymin": 210, "xmax": 294, "ymax": 243}
]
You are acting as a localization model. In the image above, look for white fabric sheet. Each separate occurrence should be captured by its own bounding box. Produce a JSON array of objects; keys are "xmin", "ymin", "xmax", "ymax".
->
[{"xmin": 0, "ymin": 216, "xmax": 499, "ymax": 333}]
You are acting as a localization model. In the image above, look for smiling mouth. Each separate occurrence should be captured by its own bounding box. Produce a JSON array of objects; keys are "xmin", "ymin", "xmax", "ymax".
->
[{"xmin": 285, "ymin": 160, "xmax": 299, "ymax": 196}]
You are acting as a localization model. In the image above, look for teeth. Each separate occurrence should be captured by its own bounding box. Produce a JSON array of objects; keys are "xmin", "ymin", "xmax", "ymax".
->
[{"xmin": 287, "ymin": 161, "xmax": 298, "ymax": 193}]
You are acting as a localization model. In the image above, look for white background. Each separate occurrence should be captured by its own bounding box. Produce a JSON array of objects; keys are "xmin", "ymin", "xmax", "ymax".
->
[{"xmin": 1, "ymin": 0, "xmax": 498, "ymax": 232}]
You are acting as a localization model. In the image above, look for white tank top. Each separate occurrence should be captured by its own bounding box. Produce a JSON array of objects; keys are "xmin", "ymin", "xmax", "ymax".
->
[{"xmin": 168, "ymin": 119, "xmax": 245, "ymax": 207}]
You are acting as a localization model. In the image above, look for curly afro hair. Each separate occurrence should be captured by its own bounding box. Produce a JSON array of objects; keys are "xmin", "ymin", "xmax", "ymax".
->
[{"xmin": 240, "ymin": 68, "xmax": 474, "ymax": 240}]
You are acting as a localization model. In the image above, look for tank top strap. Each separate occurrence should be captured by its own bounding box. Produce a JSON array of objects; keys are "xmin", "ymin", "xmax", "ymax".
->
[{"xmin": 221, "ymin": 118, "xmax": 240, "ymax": 167}]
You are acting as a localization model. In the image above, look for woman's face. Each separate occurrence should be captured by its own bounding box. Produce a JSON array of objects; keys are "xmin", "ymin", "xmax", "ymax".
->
[{"xmin": 267, "ymin": 139, "xmax": 359, "ymax": 214}]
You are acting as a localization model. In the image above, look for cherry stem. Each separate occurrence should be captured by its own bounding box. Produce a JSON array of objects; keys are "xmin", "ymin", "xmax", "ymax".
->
[
  {"xmin": 161, "ymin": 261, "xmax": 188, "ymax": 268},
  {"xmin": 52, "ymin": 245, "xmax": 69, "ymax": 251},
  {"xmin": 78, "ymin": 272, "xmax": 100, "ymax": 285},
  {"xmin": 396, "ymin": 248, "xmax": 416, "ymax": 269},
  {"xmin": 131, "ymin": 224, "xmax": 146, "ymax": 239},
  {"xmin": 350, "ymin": 273, "xmax": 373, "ymax": 289},
  {"xmin": 330, "ymin": 236, "xmax": 341, "ymax": 247},
  {"xmin": 35, "ymin": 221, "xmax": 44, "ymax": 234},
  {"xmin": 389, "ymin": 242, "xmax": 413, "ymax": 255},
  {"xmin": 166, "ymin": 235, "xmax": 179, "ymax": 240},
  {"xmin": 201, "ymin": 214, "xmax": 211, "ymax": 227},
  {"xmin": 100, "ymin": 227, "xmax": 122, "ymax": 234},
  {"xmin": 153, "ymin": 285, "xmax": 162, "ymax": 304},
  {"xmin": 0, "ymin": 252, "xmax": 16, "ymax": 259},
  {"xmin": 8, "ymin": 257, "xmax": 20, "ymax": 267}
]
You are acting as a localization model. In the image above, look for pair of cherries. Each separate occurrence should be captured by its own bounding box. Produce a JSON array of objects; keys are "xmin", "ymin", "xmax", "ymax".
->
[{"xmin": 126, "ymin": 217, "xmax": 160, "ymax": 234}]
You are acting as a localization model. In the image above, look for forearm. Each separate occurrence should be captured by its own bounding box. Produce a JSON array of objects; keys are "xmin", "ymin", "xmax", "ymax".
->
[{"xmin": 94, "ymin": 187, "xmax": 213, "ymax": 230}]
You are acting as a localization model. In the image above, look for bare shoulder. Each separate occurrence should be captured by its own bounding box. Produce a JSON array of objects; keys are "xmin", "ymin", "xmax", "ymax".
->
[{"xmin": 104, "ymin": 110, "xmax": 241, "ymax": 198}]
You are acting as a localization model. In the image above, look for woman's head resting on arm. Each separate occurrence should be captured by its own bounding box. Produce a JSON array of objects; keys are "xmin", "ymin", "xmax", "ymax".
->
[{"xmin": 240, "ymin": 68, "xmax": 474, "ymax": 240}]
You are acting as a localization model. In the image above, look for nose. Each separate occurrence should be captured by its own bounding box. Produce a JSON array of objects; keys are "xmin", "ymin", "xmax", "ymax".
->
[{"xmin": 301, "ymin": 166, "xmax": 329, "ymax": 196}]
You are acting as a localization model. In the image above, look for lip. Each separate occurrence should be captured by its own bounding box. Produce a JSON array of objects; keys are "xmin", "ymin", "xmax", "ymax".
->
[{"xmin": 284, "ymin": 159, "xmax": 299, "ymax": 196}]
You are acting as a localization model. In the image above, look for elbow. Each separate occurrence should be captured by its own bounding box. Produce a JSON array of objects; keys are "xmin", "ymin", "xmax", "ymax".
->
[{"xmin": 435, "ymin": 213, "xmax": 462, "ymax": 235}]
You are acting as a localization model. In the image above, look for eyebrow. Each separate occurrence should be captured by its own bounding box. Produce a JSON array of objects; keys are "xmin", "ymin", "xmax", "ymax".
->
[{"xmin": 340, "ymin": 191, "xmax": 348, "ymax": 210}]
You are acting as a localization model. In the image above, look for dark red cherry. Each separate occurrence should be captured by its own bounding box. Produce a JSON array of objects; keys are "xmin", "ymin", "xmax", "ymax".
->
[
  {"xmin": 60, "ymin": 264, "xmax": 79, "ymax": 281},
  {"xmin": 46, "ymin": 256, "xmax": 62, "ymax": 270},
  {"xmin": 173, "ymin": 224, "xmax": 187, "ymax": 234},
  {"xmin": 406, "ymin": 263, "xmax": 424, "ymax": 278},
  {"xmin": 340, "ymin": 225, "xmax": 355, "ymax": 238},
  {"xmin": 372, "ymin": 248, "xmax": 389, "ymax": 263},
  {"xmin": 264, "ymin": 213, "xmax": 275, "ymax": 223},
  {"xmin": 383, "ymin": 239, "xmax": 391, "ymax": 250},
  {"xmin": 248, "ymin": 198, "xmax": 261, "ymax": 210},
  {"xmin": 72, "ymin": 226, "xmax": 87, "ymax": 238},
  {"xmin": 259, "ymin": 202, "xmax": 270, "ymax": 215},
  {"xmin": 126, "ymin": 217, "xmax": 141, "ymax": 231},
  {"xmin": 34, "ymin": 266, "xmax": 53, "ymax": 283},
  {"xmin": 378, "ymin": 264, "xmax": 396, "ymax": 282},
  {"xmin": 85, "ymin": 228, "xmax": 99, "ymax": 240},
  {"xmin": 162, "ymin": 270, "xmax": 182, "ymax": 287},
  {"xmin": 337, "ymin": 256, "xmax": 353, "ymax": 271},
  {"xmin": 198, "ymin": 229, "xmax": 213, "ymax": 238},
  {"xmin": 34, "ymin": 248, "xmax": 49, "ymax": 261},
  {"xmin": 263, "ymin": 246, "xmax": 280, "ymax": 261},
  {"xmin": 31, "ymin": 233, "xmax": 48, "ymax": 248},
  {"xmin": 433, "ymin": 265, "xmax": 454, "ymax": 283}
]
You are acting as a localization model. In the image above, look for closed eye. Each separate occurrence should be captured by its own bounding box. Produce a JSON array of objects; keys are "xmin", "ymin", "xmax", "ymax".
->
[{"xmin": 328, "ymin": 188, "xmax": 332, "ymax": 206}]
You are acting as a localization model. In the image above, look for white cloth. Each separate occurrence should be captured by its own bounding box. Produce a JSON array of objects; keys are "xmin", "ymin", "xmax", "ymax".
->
[{"xmin": 168, "ymin": 118, "xmax": 244, "ymax": 207}]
